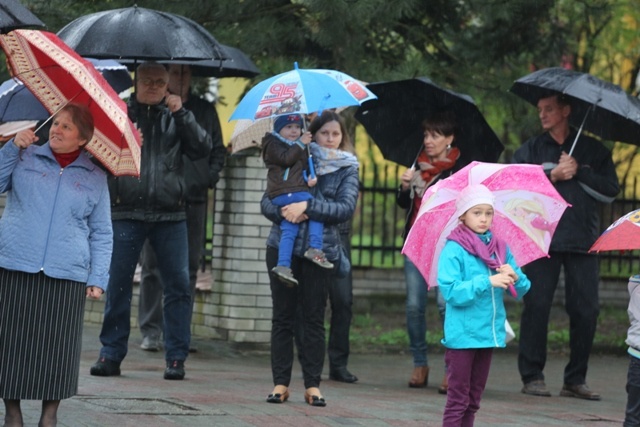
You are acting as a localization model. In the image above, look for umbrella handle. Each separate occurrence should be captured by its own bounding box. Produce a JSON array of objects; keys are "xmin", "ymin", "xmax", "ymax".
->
[
  {"xmin": 305, "ymin": 143, "xmax": 316, "ymax": 179},
  {"xmin": 307, "ymin": 153, "xmax": 316, "ymax": 179},
  {"xmin": 568, "ymin": 101, "xmax": 596, "ymax": 157},
  {"xmin": 34, "ymin": 93, "xmax": 80, "ymax": 135},
  {"xmin": 496, "ymin": 254, "xmax": 517, "ymax": 298}
]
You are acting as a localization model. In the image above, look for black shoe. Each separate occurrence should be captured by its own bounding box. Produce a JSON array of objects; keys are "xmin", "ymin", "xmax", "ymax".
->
[
  {"xmin": 164, "ymin": 360, "xmax": 185, "ymax": 380},
  {"xmin": 90, "ymin": 357, "xmax": 121, "ymax": 377},
  {"xmin": 329, "ymin": 367, "xmax": 358, "ymax": 383}
]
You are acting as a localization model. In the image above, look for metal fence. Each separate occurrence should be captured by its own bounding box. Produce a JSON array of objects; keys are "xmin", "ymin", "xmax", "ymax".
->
[
  {"xmin": 351, "ymin": 163, "xmax": 640, "ymax": 278},
  {"xmin": 203, "ymin": 164, "xmax": 640, "ymax": 279}
]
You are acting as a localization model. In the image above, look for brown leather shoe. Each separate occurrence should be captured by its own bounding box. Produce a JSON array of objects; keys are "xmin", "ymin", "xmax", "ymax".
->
[
  {"xmin": 438, "ymin": 373, "xmax": 448, "ymax": 394},
  {"xmin": 408, "ymin": 366, "xmax": 429, "ymax": 388},
  {"xmin": 521, "ymin": 380, "xmax": 551, "ymax": 397},
  {"xmin": 559, "ymin": 383, "xmax": 601, "ymax": 401}
]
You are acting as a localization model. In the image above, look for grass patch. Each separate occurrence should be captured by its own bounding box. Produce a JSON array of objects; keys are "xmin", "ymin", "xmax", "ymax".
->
[{"xmin": 346, "ymin": 296, "xmax": 629, "ymax": 355}]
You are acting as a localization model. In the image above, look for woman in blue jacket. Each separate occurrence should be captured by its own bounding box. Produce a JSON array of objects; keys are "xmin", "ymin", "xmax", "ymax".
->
[
  {"xmin": 260, "ymin": 111, "xmax": 359, "ymax": 407},
  {"xmin": 438, "ymin": 184, "xmax": 530, "ymax": 427},
  {"xmin": 0, "ymin": 104, "xmax": 112, "ymax": 427}
]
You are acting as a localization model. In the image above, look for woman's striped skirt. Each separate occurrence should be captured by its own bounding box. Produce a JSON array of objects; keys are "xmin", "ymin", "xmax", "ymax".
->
[{"xmin": 0, "ymin": 269, "xmax": 86, "ymax": 400}]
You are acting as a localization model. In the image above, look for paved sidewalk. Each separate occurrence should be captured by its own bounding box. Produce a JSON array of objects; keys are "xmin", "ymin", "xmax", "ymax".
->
[{"xmin": 8, "ymin": 323, "xmax": 629, "ymax": 426}]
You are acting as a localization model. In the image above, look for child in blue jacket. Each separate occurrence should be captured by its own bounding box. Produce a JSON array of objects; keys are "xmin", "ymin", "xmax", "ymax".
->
[{"xmin": 438, "ymin": 184, "xmax": 531, "ymax": 427}]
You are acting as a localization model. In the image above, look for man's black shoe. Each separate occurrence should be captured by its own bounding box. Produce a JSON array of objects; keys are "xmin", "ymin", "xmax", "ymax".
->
[
  {"xmin": 90, "ymin": 357, "xmax": 121, "ymax": 377},
  {"xmin": 329, "ymin": 367, "xmax": 358, "ymax": 383},
  {"xmin": 164, "ymin": 360, "xmax": 185, "ymax": 380}
]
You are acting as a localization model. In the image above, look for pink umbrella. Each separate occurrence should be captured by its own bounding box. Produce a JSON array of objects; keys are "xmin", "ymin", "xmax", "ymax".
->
[{"xmin": 402, "ymin": 161, "xmax": 570, "ymax": 289}]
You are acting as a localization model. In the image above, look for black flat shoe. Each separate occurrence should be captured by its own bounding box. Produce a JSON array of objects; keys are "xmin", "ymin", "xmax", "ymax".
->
[
  {"xmin": 304, "ymin": 389, "xmax": 326, "ymax": 407},
  {"xmin": 330, "ymin": 368, "xmax": 358, "ymax": 383},
  {"xmin": 266, "ymin": 388, "xmax": 289, "ymax": 404}
]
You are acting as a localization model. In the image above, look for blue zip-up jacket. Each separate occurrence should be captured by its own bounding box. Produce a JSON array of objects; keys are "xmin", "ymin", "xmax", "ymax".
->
[
  {"xmin": 438, "ymin": 231, "xmax": 531, "ymax": 349},
  {"xmin": 0, "ymin": 141, "xmax": 112, "ymax": 290}
]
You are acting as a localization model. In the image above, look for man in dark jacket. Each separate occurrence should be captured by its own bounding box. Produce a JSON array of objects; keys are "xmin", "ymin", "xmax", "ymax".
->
[
  {"xmin": 137, "ymin": 64, "xmax": 226, "ymax": 352},
  {"xmin": 514, "ymin": 93, "xmax": 619, "ymax": 401},
  {"xmin": 90, "ymin": 62, "xmax": 212, "ymax": 380}
]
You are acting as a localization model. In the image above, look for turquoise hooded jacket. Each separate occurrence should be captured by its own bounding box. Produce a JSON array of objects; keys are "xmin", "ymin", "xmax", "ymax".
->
[
  {"xmin": 0, "ymin": 141, "xmax": 112, "ymax": 290},
  {"xmin": 438, "ymin": 231, "xmax": 531, "ymax": 349}
]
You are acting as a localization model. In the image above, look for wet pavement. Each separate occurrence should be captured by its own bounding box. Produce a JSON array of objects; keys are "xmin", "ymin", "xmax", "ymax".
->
[{"xmin": 5, "ymin": 322, "xmax": 629, "ymax": 426}]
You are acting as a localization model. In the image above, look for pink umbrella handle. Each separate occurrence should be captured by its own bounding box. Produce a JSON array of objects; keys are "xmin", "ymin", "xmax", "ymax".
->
[{"xmin": 508, "ymin": 284, "xmax": 517, "ymax": 298}]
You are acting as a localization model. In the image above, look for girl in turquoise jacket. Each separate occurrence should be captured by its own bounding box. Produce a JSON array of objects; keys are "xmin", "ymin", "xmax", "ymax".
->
[{"xmin": 438, "ymin": 184, "xmax": 530, "ymax": 427}]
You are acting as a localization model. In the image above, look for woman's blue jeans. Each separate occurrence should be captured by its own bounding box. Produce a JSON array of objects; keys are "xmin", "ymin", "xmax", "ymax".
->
[{"xmin": 404, "ymin": 255, "xmax": 445, "ymax": 367}]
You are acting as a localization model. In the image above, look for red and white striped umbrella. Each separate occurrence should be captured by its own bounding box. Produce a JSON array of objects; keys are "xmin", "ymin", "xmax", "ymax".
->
[{"xmin": 0, "ymin": 29, "xmax": 141, "ymax": 176}]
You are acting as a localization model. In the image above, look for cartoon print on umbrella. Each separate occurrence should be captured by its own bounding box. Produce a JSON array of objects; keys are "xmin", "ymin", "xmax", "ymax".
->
[
  {"xmin": 402, "ymin": 161, "xmax": 570, "ymax": 290},
  {"xmin": 230, "ymin": 62, "xmax": 376, "ymax": 121}
]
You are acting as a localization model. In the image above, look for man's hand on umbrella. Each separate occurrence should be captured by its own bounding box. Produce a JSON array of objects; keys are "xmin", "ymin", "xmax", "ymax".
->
[
  {"xmin": 165, "ymin": 92, "xmax": 183, "ymax": 113},
  {"xmin": 13, "ymin": 129, "xmax": 38, "ymax": 149},
  {"xmin": 550, "ymin": 152, "xmax": 578, "ymax": 182}
]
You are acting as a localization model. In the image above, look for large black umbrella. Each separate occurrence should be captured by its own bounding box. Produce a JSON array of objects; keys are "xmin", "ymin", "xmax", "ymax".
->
[
  {"xmin": 354, "ymin": 77, "xmax": 504, "ymax": 168},
  {"xmin": 510, "ymin": 67, "xmax": 640, "ymax": 149},
  {"xmin": 0, "ymin": 0, "xmax": 45, "ymax": 34},
  {"xmin": 57, "ymin": 6, "xmax": 227, "ymax": 61},
  {"xmin": 118, "ymin": 45, "xmax": 260, "ymax": 78}
]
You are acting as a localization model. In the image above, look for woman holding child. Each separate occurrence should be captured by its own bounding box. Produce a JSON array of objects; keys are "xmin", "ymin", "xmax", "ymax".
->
[{"xmin": 260, "ymin": 111, "xmax": 359, "ymax": 407}]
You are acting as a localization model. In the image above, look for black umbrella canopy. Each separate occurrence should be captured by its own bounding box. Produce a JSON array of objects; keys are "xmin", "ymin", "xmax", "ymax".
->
[
  {"xmin": 0, "ymin": 0, "xmax": 45, "ymax": 34},
  {"xmin": 355, "ymin": 77, "xmax": 504, "ymax": 168},
  {"xmin": 57, "ymin": 6, "xmax": 227, "ymax": 61},
  {"xmin": 182, "ymin": 45, "xmax": 260, "ymax": 78},
  {"xmin": 118, "ymin": 45, "xmax": 260, "ymax": 78},
  {"xmin": 510, "ymin": 67, "xmax": 640, "ymax": 146}
]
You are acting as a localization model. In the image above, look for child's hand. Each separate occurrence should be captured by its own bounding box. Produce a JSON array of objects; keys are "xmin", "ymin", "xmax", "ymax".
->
[
  {"xmin": 489, "ymin": 272, "xmax": 513, "ymax": 289},
  {"xmin": 307, "ymin": 177, "xmax": 318, "ymax": 187},
  {"xmin": 300, "ymin": 131, "xmax": 312, "ymax": 145},
  {"xmin": 498, "ymin": 264, "xmax": 518, "ymax": 282}
]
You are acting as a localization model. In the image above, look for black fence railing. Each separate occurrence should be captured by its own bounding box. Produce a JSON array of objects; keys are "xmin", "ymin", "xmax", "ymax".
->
[{"xmin": 203, "ymin": 165, "xmax": 640, "ymax": 279}]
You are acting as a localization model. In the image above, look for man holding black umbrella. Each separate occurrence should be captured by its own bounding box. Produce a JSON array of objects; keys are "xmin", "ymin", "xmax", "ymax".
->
[
  {"xmin": 90, "ymin": 62, "xmax": 212, "ymax": 380},
  {"xmin": 513, "ymin": 93, "xmax": 619, "ymax": 400}
]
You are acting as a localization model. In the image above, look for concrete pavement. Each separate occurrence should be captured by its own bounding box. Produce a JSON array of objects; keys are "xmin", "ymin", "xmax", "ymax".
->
[{"xmin": 9, "ymin": 322, "xmax": 629, "ymax": 426}]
